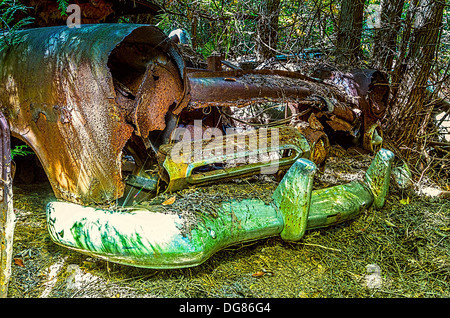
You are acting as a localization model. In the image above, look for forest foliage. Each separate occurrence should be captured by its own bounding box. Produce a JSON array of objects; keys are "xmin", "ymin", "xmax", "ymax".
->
[
  {"xmin": 153, "ymin": 1, "xmax": 448, "ymax": 69},
  {"xmin": 0, "ymin": 0, "xmax": 33, "ymax": 47},
  {"xmin": 154, "ymin": 0, "xmax": 449, "ymax": 153},
  {"xmin": 0, "ymin": 0, "xmax": 449, "ymax": 161}
]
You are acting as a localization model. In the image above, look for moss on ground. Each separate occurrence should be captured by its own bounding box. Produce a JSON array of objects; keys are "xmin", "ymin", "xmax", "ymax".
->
[{"xmin": 7, "ymin": 149, "xmax": 450, "ymax": 298}]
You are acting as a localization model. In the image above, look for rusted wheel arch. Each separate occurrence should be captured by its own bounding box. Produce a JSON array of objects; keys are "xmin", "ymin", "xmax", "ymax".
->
[{"xmin": 0, "ymin": 24, "xmax": 187, "ymax": 205}]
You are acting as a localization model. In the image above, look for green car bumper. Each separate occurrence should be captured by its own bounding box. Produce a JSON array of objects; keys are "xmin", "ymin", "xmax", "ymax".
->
[{"xmin": 46, "ymin": 149, "xmax": 394, "ymax": 269}]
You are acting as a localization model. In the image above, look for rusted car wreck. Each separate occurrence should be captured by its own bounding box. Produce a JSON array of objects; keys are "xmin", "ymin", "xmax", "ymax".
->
[{"xmin": 0, "ymin": 24, "xmax": 394, "ymax": 269}]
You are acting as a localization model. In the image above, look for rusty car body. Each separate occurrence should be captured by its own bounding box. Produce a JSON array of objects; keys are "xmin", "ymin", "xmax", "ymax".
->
[{"xmin": 0, "ymin": 24, "xmax": 393, "ymax": 268}]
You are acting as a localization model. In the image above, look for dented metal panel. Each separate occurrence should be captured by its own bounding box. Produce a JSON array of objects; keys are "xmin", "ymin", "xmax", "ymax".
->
[{"xmin": 0, "ymin": 24, "xmax": 185, "ymax": 204}]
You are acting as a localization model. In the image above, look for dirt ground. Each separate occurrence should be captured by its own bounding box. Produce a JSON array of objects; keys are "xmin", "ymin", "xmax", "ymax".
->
[{"xmin": 6, "ymin": 147, "xmax": 450, "ymax": 298}]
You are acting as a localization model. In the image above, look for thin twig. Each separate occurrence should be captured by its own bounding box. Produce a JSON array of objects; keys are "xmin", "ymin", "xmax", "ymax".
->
[{"xmin": 297, "ymin": 242, "xmax": 342, "ymax": 252}]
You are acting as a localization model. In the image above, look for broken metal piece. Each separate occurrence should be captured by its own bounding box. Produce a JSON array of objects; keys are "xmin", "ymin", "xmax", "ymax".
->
[
  {"xmin": 158, "ymin": 126, "xmax": 311, "ymax": 192},
  {"xmin": 46, "ymin": 149, "xmax": 395, "ymax": 269},
  {"xmin": 299, "ymin": 128, "xmax": 330, "ymax": 167},
  {"xmin": 363, "ymin": 123, "xmax": 384, "ymax": 154},
  {"xmin": 311, "ymin": 66, "xmax": 389, "ymax": 152},
  {"xmin": 124, "ymin": 174, "xmax": 158, "ymax": 192},
  {"xmin": 186, "ymin": 69, "xmax": 315, "ymax": 108},
  {"xmin": 130, "ymin": 58, "xmax": 184, "ymax": 139},
  {"xmin": 272, "ymin": 159, "xmax": 316, "ymax": 241},
  {"xmin": 0, "ymin": 112, "xmax": 14, "ymax": 298},
  {"xmin": 364, "ymin": 147, "xmax": 395, "ymax": 209}
]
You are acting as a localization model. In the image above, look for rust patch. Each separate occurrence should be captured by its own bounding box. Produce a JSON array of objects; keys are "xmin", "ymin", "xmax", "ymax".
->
[
  {"xmin": 132, "ymin": 60, "xmax": 183, "ymax": 138},
  {"xmin": 187, "ymin": 70, "xmax": 314, "ymax": 108},
  {"xmin": 35, "ymin": 112, "xmax": 47, "ymax": 132},
  {"xmin": 326, "ymin": 115, "xmax": 355, "ymax": 133},
  {"xmin": 0, "ymin": 24, "xmax": 185, "ymax": 204}
]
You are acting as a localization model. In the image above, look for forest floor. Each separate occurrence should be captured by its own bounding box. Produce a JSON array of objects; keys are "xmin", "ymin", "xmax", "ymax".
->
[{"xmin": 7, "ymin": 146, "xmax": 450, "ymax": 298}]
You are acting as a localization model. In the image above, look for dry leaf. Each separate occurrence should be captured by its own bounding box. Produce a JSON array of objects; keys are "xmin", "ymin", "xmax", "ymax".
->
[
  {"xmin": 252, "ymin": 271, "xmax": 266, "ymax": 277},
  {"xmin": 14, "ymin": 258, "xmax": 25, "ymax": 267},
  {"xmin": 399, "ymin": 197, "xmax": 410, "ymax": 205},
  {"xmin": 384, "ymin": 219, "xmax": 397, "ymax": 227},
  {"xmin": 162, "ymin": 196, "xmax": 176, "ymax": 205}
]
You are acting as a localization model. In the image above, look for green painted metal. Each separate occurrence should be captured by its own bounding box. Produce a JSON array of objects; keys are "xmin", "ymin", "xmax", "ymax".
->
[
  {"xmin": 272, "ymin": 158, "xmax": 316, "ymax": 241},
  {"xmin": 364, "ymin": 148, "xmax": 395, "ymax": 209},
  {"xmin": 47, "ymin": 149, "xmax": 395, "ymax": 269},
  {"xmin": 47, "ymin": 199, "xmax": 283, "ymax": 269},
  {"xmin": 307, "ymin": 181, "xmax": 374, "ymax": 230}
]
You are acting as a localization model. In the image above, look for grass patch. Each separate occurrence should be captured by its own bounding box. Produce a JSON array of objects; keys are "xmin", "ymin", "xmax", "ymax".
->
[{"xmin": 7, "ymin": 149, "xmax": 450, "ymax": 298}]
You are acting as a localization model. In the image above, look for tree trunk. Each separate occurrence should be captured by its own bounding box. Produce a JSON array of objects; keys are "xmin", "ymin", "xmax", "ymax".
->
[
  {"xmin": 385, "ymin": 0, "xmax": 445, "ymax": 153},
  {"xmin": 335, "ymin": 0, "xmax": 365, "ymax": 65},
  {"xmin": 371, "ymin": 0, "xmax": 405, "ymax": 73},
  {"xmin": 186, "ymin": 3, "xmax": 199, "ymax": 50},
  {"xmin": 190, "ymin": 14, "xmax": 198, "ymax": 51},
  {"xmin": 390, "ymin": 0, "xmax": 419, "ymax": 94},
  {"xmin": 256, "ymin": 0, "xmax": 281, "ymax": 61}
]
